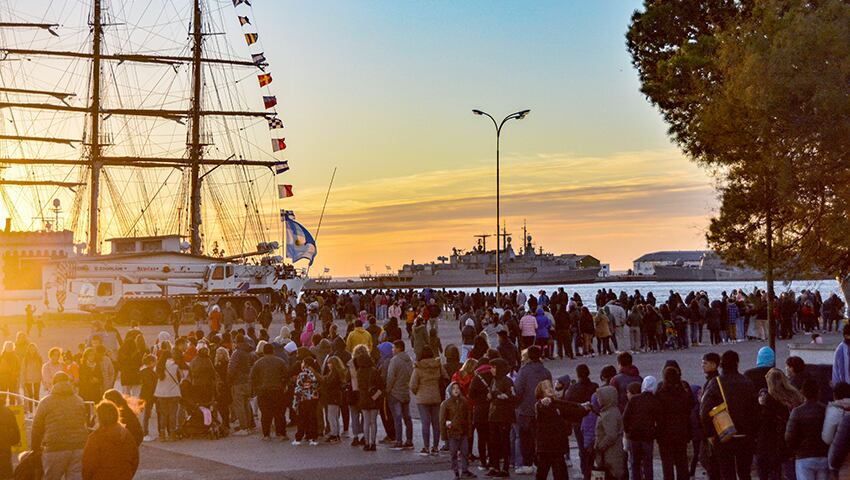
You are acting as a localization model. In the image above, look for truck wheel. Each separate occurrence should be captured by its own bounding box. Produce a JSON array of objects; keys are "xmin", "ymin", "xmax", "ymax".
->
[
  {"xmin": 151, "ymin": 303, "xmax": 171, "ymax": 325},
  {"xmin": 119, "ymin": 305, "xmax": 144, "ymax": 326}
]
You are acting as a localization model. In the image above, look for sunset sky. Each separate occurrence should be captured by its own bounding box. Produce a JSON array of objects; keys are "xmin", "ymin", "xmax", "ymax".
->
[
  {"xmin": 263, "ymin": 0, "xmax": 718, "ymax": 275},
  {"xmin": 1, "ymin": 0, "xmax": 719, "ymax": 275}
]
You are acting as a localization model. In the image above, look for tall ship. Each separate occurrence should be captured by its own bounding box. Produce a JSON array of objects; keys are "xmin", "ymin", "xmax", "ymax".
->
[
  {"xmin": 654, "ymin": 251, "xmax": 763, "ymax": 282},
  {"xmin": 311, "ymin": 225, "xmax": 602, "ymax": 289},
  {"xmin": 0, "ymin": 0, "xmax": 312, "ymax": 317}
]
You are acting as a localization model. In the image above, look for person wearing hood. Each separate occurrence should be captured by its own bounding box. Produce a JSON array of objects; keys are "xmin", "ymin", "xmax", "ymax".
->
[
  {"xmin": 444, "ymin": 344, "xmax": 462, "ymax": 380},
  {"xmin": 611, "ymin": 352, "xmax": 643, "ymax": 412},
  {"xmin": 410, "ymin": 346, "xmax": 447, "ymax": 456},
  {"xmin": 376, "ymin": 341, "xmax": 397, "ymax": 444},
  {"xmin": 251, "ymin": 343, "xmax": 289, "ymax": 441},
  {"xmin": 32, "ymin": 371, "xmax": 89, "ymax": 480},
  {"xmin": 496, "ymin": 330, "xmax": 518, "ymax": 372},
  {"xmin": 412, "ymin": 318, "xmax": 429, "ymax": 360},
  {"xmin": 488, "ymin": 358, "xmax": 517, "ymax": 477},
  {"xmin": 595, "ymin": 385, "xmax": 626, "ymax": 480},
  {"xmin": 514, "ymin": 345, "xmax": 552, "ymax": 474},
  {"xmin": 745, "ymin": 346, "xmax": 775, "ymax": 392},
  {"xmin": 461, "ymin": 319, "xmax": 477, "ymax": 362},
  {"xmin": 353, "ymin": 345, "xmax": 383, "ymax": 451},
  {"xmin": 383, "ymin": 317, "xmax": 402, "ymax": 343},
  {"xmin": 624, "ymin": 377, "xmax": 660, "ymax": 480},
  {"xmin": 536, "ymin": 379, "xmax": 591, "ymax": 480},
  {"xmin": 387, "ymin": 340, "xmax": 415, "ymax": 451},
  {"xmin": 228, "ymin": 334, "xmax": 256, "ymax": 435},
  {"xmin": 300, "ymin": 322, "xmax": 316, "ymax": 348},
  {"xmin": 322, "ymin": 355, "xmax": 349, "ymax": 443},
  {"xmin": 440, "ymin": 381, "xmax": 475, "ymax": 479},
  {"xmin": 81, "ymin": 400, "xmax": 139, "ymax": 480},
  {"xmin": 346, "ymin": 319, "xmax": 373, "ymax": 354},
  {"xmin": 834, "ymin": 325, "xmax": 850, "ymax": 387}
]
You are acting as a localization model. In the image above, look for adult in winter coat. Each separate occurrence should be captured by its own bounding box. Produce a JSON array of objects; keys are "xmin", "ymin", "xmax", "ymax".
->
[
  {"xmin": 78, "ymin": 348, "xmax": 104, "ymax": 403},
  {"xmin": 624, "ymin": 377, "xmax": 660, "ymax": 480},
  {"xmin": 566, "ymin": 363, "xmax": 599, "ymax": 479},
  {"xmin": 250, "ymin": 343, "xmax": 289, "ymax": 440},
  {"xmin": 227, "ymin": 334, "xmax": 256, "ymax": 434},
  {"xmin": 700, "ymin": 350, "xmax": 760, "ymax": 480},
  {"xmin": 488, "ymin": 358, "xmax": 517, "ymax": 477},
  {"xmin": 386, "ymin": 340, "xmax": 414, "ymax": 449},
  {"xmin": 81, "ymin": 401, "xmax": 139, "ymax": 480},
  {"xmin": 469, "ymin": 358, "xmax": 495, "ymax": 470},
  {"xmin": 756, "ymin": 369, "xmax": 803, "ymax": 480},
  {"xmin": 786, "ymin": 378, "xmax": 829, "ymax": 480},
  {"xmin": 655, "ymin": 366, "xmax": 694, "ymax": 480},
  {"xmin": 410, "ymin": 346, "xmax": 447, "ymax": 455},
  {"xmin": 354, "ymin": 346, "xmax": 383, "ymax": 451},
  {"xmin": 188, "ymin": 346, "xmax": 218, "ymax": 405},
  {"xmin": 32, "ymin": 372, "xmax": 90, "ymax": 480},
  {"xmin": 535, "ymin": 379, "xmax": 589, "ymax": 480},
  {"xmin": 611, "ymin": 352, "xmax": 642, "ymax": 412},
  {"xmin": 823, "ymin": 383, "xmax": 850, "ymax": 446},
  {"xmin": 411, "ymin": 319, "xmax": 429, "ymax": 360},
  {"xmin": 745, "ymin": 346, "xmax": 775, "ymax": 393},
  {"xmin": 514, "ymin": 346, "xmax": 552, "ymax": 474},
  {"xmin": 594, "ymin": 385, "xmax": 626, "ymax": 480}
]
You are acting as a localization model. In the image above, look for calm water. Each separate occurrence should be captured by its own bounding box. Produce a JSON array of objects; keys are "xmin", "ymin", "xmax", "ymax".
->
[{"xmin": 453, "ymin": 279, "xmax": 842, "ymax": 302}]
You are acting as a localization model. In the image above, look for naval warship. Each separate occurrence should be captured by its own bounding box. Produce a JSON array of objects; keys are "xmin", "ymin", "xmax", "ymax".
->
[{"xmin": 313, "ymin": 226, "xmax": 602, "ymax": 289}]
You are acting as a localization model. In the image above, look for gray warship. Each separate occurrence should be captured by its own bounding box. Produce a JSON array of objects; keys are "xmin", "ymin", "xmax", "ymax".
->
[{"xmin": 312, "ymin": 226, "xmax": 602, "ymax": 289}]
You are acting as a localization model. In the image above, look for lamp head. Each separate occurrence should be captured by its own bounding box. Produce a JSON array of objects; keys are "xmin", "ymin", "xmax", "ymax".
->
[
  {"xmin": 515, "ymin": 109, "xmax": 531, "ymax": 120},
  {"xmin": 472, "ymin": 109, "xmax": 485, "ymax": 116}
]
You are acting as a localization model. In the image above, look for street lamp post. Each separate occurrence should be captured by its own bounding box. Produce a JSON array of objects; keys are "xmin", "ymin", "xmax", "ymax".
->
[{"xmin": 472, "ymin": 108, "xmax": 530, "ymax": 300}]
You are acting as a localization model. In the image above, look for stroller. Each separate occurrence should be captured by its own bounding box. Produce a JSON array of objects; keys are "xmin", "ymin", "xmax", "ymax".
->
[{"xmin": 174, "ymin": 379, "xmax": 226, "ymax": 440}]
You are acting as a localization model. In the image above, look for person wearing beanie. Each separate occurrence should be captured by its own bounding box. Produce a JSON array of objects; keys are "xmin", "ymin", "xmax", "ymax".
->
[
  {"xmin": 700, "ymin": 350, "xmax": 760, "ymax": 480},
  {"xmin": 513, "ymin": 346, "xmax": 552, "ymax": 474},
  {"xmin": 745, "ymin": 346, "xmax": 775, "ymax": 392},
  {"xmin": 376, "ymin": 341, "xmax": 397, "ymax": 444},
  {"xmin": 440, "ymin": 382, "xmax": 474, "ymax": 479}
]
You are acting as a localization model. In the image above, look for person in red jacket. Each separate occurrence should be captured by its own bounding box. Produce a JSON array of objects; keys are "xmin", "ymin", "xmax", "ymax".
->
[{"xmin": 81, "ymin": 400, "xmax": 139, "ymax": 480}]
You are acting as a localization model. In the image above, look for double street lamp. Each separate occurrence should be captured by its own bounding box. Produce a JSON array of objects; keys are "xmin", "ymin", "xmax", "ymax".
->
[{"xmin": 472, "ymin": 108, "xmax": 531, "ymax": 298}]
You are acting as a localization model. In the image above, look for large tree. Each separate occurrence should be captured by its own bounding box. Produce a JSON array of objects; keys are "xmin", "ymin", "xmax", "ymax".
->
[{"xmin": 627, "ymin": 0, "xmax": 850, "ymax": 348}]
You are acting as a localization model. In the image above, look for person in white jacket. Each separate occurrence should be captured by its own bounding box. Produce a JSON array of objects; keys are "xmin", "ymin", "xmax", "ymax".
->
[{"xmin": 823, "ymin": 382, "xmax": 850, "ymax": 445}]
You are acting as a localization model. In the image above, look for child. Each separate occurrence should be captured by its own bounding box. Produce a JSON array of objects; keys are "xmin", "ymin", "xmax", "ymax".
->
[
  {"xmin": 139, "ymin": 354, "xmax": 157, "ymax": 440},
  {"xmin": 440, "ymin": 382, "xmax": 475, "ymax": 479}
]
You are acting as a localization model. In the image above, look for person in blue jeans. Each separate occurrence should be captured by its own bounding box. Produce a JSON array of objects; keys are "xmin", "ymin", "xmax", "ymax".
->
[
  {"xmin": 786, "ymin": 378, "xmax": 829, "ymax": 480},
  {"xmin": 623, "ymin": 377, "xmax": 659, "ymax": 480},
  {"xmin": 386, "ymin": 341, "xmax": 414, "ymax": 450},
  {"xmin": 409, "ymin": 346, "xmax": 446, "ymax": 456}
]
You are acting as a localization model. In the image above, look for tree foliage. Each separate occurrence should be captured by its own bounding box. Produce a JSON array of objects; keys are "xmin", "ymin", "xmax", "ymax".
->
[{"xmin": 627, "ymin": 0, "xmax": 850, "ymax": 281}]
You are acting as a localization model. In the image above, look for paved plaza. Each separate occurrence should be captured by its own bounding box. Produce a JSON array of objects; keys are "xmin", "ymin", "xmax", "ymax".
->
[{"xmin": 7, "ymin": 315, "xmax": 838, "ymax": 479}]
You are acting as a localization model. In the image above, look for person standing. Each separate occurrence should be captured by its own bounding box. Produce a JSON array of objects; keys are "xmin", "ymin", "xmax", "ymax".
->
[
  {"xmin": 566, "ymin": 364, "xmax": 599, "ymax": 480},
  {"xmin": 700, "ymin": 350, "xmax": 760, "ymax": 480},
  {"xmin": 293, "ymin": 356, "xmax": 321, "ymax": 446},
  {"xmin": 487, "ymin": 358, "xmax": 516, "ymax": 478},
  {"xmin": 535, "ymin": 379, "xmax": 590, "ymax": 480},
  {"xmin": 519, "ymin": 310, "xmax": 537, "ymax": 350},
  {"xmin": 250, "ymin": 343, "xmax": 288, "ymax": 441},
  {"xmin": 624, "ymin": 378, "xmax": 659, "ymax": 480},
  {"xmin": 514, "ymin": 346, "xmax": 552, "ymax": 475},
  {"xmin": 440, "ymin": 382, "xmax": 475, "ymax": 479},
  {"xmin": 611, "ymin": 352, "xmax": 642, "ymax": 412},
  {"xmin": 31, "ymin": 372, "xmax": 89, "ymax": 480},
  {"xmin": 154, "ymin": 347, "xmax": 181, "ymax": 441},
  {"xmin": 595, "ymin": 385, "xmax": 626, "ymax": 480},
  {"xmin": 655, "ymin": 366, "xmax": 694, "ymax": 480},
  {"xmin": 81, "ymin": 401, "xmax": 139, "ymax": 480},
  {"xmin": 0, "ymin": 400, "xmax": 18, "ymax": 479},
  {"xmin": 786, "ymin": 379, "xmax": 829, "ymax": 480},
  {"xmin": 386, "ymin": 340, "xmax": 414, "ymax": 451},
  {"xmin": 833, "ymin": 325, "xmax": 850, "ymax": 387},
  {"xmin": 227, "ymin": 334, "xmax": 255, "ymax": 436},
  {"xmin": 353, "ymin": 346, "xmax": 382, "ymax": 451},
  {"xmin": 756, "ymin": 369, "xmax": 803, "ymax": 480},
  {"xmin": 410, "ymin": 346, "xmax": 446, "ymax": 456}
]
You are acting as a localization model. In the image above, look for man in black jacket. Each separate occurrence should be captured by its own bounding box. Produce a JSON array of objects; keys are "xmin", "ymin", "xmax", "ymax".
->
[
  {"xmin": 700, "ymin": 350, "xmax": 759, "ymax": 480},
  {"xmin": 250, "ymin": 343, "xmax": 289, "ymax": 440},
  {"xmin": 785, "ymin": 378, "xmax": 829, "ymax": 479},
  {"xmin": 624, "ymin": 381, "xmax": 659, "ymax": 480},
  {"xmin": 565, "ymin": 364, "xmax": 598, "ymax": 480}
]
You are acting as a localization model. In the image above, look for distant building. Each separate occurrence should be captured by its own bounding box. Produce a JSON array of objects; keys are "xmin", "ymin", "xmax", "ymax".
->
[{"xmin": 633, "ymin": 250, "xmax": 709, "ymax": 276}]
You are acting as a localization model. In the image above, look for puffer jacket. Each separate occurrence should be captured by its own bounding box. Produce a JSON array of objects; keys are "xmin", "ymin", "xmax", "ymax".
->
[
  {"xmin": 514, "ymin": 360, "xmax": 552, "ymax": 417},
  {"xmin": 409, "ymin": 358, "xmax": 446, "ymax": 405},
  {"xmin": 440, "ymin": 391, "xmax": 472, "ymax": 439},
  {"xmin": 188, "ymin": 354, "xmax": 217, "ymax": 389},
  {"xmin": 31, "ymin": 380, "xmax": 89, "ymax": 452},
  {"xmin": 250, "ymin": 354, "xmax": 288, "ymax": 394},
  {"xmin": 227, "ymin": 343, "xmax": 255, "ymax": 385},
  {"xmin": 81, "ymin": 423, "xmax": 139, "ymax": 480},
  {"xmin": 594, "ymin": 386, "xmax": 626, "ymax": 479},
  {"xmin": 386, "ymin": 351, "xmax": 414, "ymax": 403}
]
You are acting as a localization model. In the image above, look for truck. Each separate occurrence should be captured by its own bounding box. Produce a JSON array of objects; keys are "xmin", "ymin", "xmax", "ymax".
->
[{"xmin": 70, "ymin": 261, "xmax": 304, "ymax": 324}]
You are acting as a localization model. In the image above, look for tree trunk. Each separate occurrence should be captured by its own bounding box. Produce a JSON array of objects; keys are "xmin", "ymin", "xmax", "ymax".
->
[{"xmin": 766, "ymin": 210, "xmax": 775, "ymax": 352}]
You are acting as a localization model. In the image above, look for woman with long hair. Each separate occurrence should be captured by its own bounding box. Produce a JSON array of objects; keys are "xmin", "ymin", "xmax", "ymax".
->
[
  {"xmin": 655, "ymin": 365, "xmax": 694, "ymax": 480},
  {"xmin": 0, "ymin": 341, "xmax": 20, "ymax": 405},
  {"xmin": 153, "ymin": 344, "xmax": 181, "ymax": 441},
  {"xmin": 353, "ymin": 345, "xmax": 382, "ymax": 451},
  {"xmin": 757, "ymin": 368, "xmax": 804, "ymax": 480},
  {"xmin": 323, "ymin": 355, "xmax": 349, "ymax": 443},
  {"xmin": 213, "ymin": 347, "xmax": 231, "ymax": 433},
  {"xmin": 410, "ymin": 345, "xmax": 447, "ymax": 456},
  {"xmin": 79, "ymin": 347, "xmax": 104, "ymax": 403},
  {"xmin": 22, "ymin": 343, "xmax": 42, "ymax": 412}
]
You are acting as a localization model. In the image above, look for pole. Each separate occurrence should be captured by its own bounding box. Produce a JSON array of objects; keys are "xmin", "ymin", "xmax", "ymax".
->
[
  {"xmin": 766, "ymin": 208, "xmax": 775, "ymax": 352},
  {"xmin": 88, "ymin": 0, "xmax": 102, "ymax": 254},
  {"xmin": 495, "ymin": 127, "xmax": 501, "ymax": 298},
  {"xmin": 305, "ymin": 167, "xmax": 337, "ymax": 278},
  {"xmin": 188, "ymin": 0, "xmax": 204, "ymax": 255}
]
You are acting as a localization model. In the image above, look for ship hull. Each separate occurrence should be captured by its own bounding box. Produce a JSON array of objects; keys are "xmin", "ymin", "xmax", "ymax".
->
[{"xmin": 307, "ymin": 267, "xmax": 601, "ymax": 290}]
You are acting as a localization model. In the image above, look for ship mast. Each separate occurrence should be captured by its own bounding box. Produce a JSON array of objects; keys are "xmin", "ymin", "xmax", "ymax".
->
[
  {"xmin": 188, "ymin": 0, "xmax": 204, "ymax": 255},
  {"xmin": 88, "ymin": 0, "xmax": 103, "ymax": 254}
]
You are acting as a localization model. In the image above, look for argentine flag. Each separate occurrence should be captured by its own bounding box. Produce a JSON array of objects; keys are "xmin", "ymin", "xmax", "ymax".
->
[{"xmin": 284, "ymin": 215, "xmax": 317, "ymax": 265}]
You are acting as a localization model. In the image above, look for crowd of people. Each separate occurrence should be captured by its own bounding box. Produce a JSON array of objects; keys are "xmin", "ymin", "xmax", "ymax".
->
[{"xmin": 0, "ymin": 285, "xmax": 847, "ymax": 480}]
